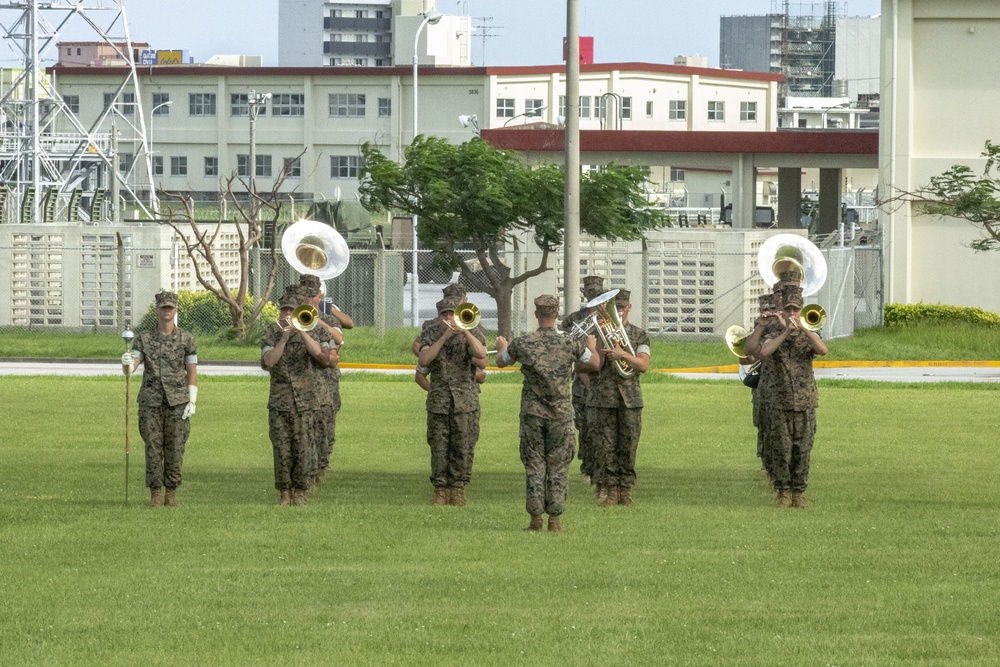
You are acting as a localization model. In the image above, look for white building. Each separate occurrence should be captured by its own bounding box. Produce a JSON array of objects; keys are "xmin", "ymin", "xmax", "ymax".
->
[
  {"xmin": 279, "ymin": 0, "xmax": 471, "ymax": 68},
  {"xmin": 880, "ymin": 0, "xmax": 1000, "ymax": 314}
]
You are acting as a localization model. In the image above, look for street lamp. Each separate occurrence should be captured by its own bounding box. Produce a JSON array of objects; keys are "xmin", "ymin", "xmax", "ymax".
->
[
  {"xmin": 247, "ymin": 90, "xmax": 271, "ymax": 304},
  {"xmin": 503, "ymin": 106, "xmax": 547, "ymax": 127},
  {"xmin": 458, "ymin": 114, "xmax": 479, "ymax": 134},
  {"xmin": 820, "ymin": 101, "xmax": 851, "ymax": 129},
  {"xmin": 411, "ymin": 9, "xmax": 443, "ymax": 327}
]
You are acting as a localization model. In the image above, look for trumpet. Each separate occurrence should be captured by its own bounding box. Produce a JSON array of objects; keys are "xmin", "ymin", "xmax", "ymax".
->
[
  {"xmin": 799, "ymin": 304, "xmax": 826, "ymax": 332},
  {"xmin": 453, "ymin": 303, "xmax": 481, "ymax": 330},
  {"xmin": 281, "ymin": 304, "xmax": 320, "ymax": 332},
  {"xmin": 571, "ymin": 289, "xmax": 636, "ymax": 378}
]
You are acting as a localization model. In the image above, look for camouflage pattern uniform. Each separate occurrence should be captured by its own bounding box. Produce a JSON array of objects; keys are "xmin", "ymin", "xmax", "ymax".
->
[
  {"xmin": 560, "ymin": 274, "xmax": 605, "ymax": 478},
  {"xmin": 261, "ymin": 318, "xmax": 334, "ymax": 492},
  {"xmin": 758, "ymin": 317, "xmax": 820, "ymax": 493},
  {"xmin": 419, "ymin": 320, "xmax": 487, "ymax": 489},
  {"xmin": 316, "ymin": 312, "xmax": 342, "ymax": 475},
  {"xmin": 133, "ymin": 326, "xmax": 197, "ymax": 490},
  {"xmin": 586, "ymin": 321, "xmax": 650, "ymax": 490},
  {"xmin": 500, "ymin": 325, "xmax": 591, "ymax": 517}
]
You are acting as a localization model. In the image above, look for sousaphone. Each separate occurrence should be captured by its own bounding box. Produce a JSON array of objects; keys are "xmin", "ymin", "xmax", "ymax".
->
[
  {"xmin": 756, "ymin": 233, "xmax": 827, "ymax": 297},
  {"xmin": 281, "ymin": 219, "xmax": 351, "ymax": 280}
]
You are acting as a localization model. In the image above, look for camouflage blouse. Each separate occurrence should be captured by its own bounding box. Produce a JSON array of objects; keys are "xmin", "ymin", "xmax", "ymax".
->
[
  {"xmin": 503, "ymin": 327, "xmax": 589, "ymax": 420},
  {"xmin": 418, "ymin": 321, "xmax": 487, "ymax": 415},
  {"xmin": 585, "ymin": 322, "xmax": 650, "ymax": 409},
  {"xmin": 758, "ymin": 329, "xmax": 819, "ymax": 411},
  {"xmin": 134, "ymin": 327, "xmax": 197, "ymax": 408},
  {"xmin": 261, "ymin": 323, "xmax": 334, "ymax": 412}
]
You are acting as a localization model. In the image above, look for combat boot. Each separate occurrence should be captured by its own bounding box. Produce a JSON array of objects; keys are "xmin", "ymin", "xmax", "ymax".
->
[
  {"xmin": 618, "ymin": 486, "xmax": 634, "ymax": 506},
  {"xmin": 547, "ymin": 516, "xmax": 564, "ymax": 533},
  {"xmin": 315, "ymin": 468, "xmax": 326, "ymax": 485},
  {"xmin": 450, "ymin": 487, "xmax": 467, "ymax": 507},
  {"xmin": 791, "ymin": 491, "xmax": 808, "ymax": 508},
  {"xmin": 524, "ymin": 515, "xmax": 543, "ymax": 531},
  {"xmin": 776, "ymin": 489, "xmax": 791, "ymax": 508},
  {"xmin": 164, "ymin": 488, "xmax": 177, "ymax": 507},
  {"xmin": 432, "ymin": 487, "xmax": 449, "ymax": 506},
  {"xmin": 292, "ymin": 489, "xmax": 308, "ymax": 506},
  {"xmin": 598, "ymin": 485, "xmax": 618, "ymax": 508},
  {"xmin": 278, "ymin": 489, "xmax": 291, "ymax": 506},
  {"xmin": 149, "ymin": 487, "xmax": 163, "ymax": 508}
]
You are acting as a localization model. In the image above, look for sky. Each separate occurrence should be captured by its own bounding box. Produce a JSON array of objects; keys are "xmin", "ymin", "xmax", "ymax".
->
[{"xmin": 5, "ymin": 0, "xmax": 883, "ymax": 69}]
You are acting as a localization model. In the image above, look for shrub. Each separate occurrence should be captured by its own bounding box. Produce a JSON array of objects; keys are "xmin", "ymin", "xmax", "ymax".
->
[
  {"xmin": 884, "ymin": 302, "xmax": 1000, "ymax": 328},
  {"xmin": 139, "ymin": 291, "xmax": 280, "ymax": 341}
]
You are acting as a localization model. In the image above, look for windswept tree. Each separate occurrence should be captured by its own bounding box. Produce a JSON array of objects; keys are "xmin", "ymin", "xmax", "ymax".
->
[
  {"xmin": 888, "ymin": 139, "xmax": 1000, "ymax": 252},
  {"xmin": 157, "ymin": 169, "xmax": 294, "ymax": 340},
  {"xmin": 359, "ymin": 136, "xmax": 668, "ymax": 338}
]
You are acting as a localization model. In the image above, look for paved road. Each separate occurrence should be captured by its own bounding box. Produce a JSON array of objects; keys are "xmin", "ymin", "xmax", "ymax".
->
[{"xmin": 2, "ymin": 359, "xmax": 998, "ymax": 382}]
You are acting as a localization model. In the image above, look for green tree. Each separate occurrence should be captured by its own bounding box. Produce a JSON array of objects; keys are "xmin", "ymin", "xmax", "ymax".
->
[
  {"xmin": 358, "ymin": 136, "xmax": 668, "ymax": 338},
  {"xmin": 900, "ymin": 140, "xmax": 1000, "ymax": 252}
]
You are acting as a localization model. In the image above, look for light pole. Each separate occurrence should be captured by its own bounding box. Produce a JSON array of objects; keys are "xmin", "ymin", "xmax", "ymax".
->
[
  {"xmin": 411, "ymin": 9, "xmax": 442, "ymax": 327},
  {"xmin": 247, "ymin": 90, "xmax": 271, "ymax": 302},
  {"xmin": 503, "ymin": 106, "xmax": 547, "ymax": 127}
]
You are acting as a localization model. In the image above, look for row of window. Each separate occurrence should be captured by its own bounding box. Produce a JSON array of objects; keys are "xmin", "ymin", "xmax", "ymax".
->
[
  {"xmin": 329, "ymin": 8, "xmax": 387, "ymax": 18},
  {"xmin": 63, "ymin": 92, "xmax": 392, "ymax": 119},
  {"xmin": 328, "ymin": 33, "xmax": 390, "ymax": 42},
  {"xmin": 497, "ymin": 96, "xmax": 758, "ymax": 122},
  {"xmin": 132, "ymin": 155, "xmax": 363, "ymax": 179}
]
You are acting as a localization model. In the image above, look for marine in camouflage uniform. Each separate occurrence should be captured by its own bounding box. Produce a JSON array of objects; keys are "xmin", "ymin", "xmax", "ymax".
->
[
  {"xmin": 747, "ymin": 291, "xmax": 784, "ymax": 483},
  {"xmin": 585, "ymin": 290, "xmax": 651, "ymax": 507},
  {"xmin": 417, "ymin": 296, "xmax": 488, "ymax": 506},
  {"xmin": 496, "ymin": 295, "xmax": 599, "ymax": 532},
  {"xmin": 261, "ymin": 286, "xmax": 337, "ymax": 506},
  {"xmin": 752, "ymin": 285, "xmax": 827, "ymax": 509},
  {"xmin": 299, "ymin": 275, "xmax": 342, "ymax": 483},
  {"xmin": 413, "ymin": 283, "xmax": 485, "ymax": 390},
  {"xmin": 127, "ymin": 290, "xmax": 198, "ymax": 508},
  {"xmin": 560, "ymin": 275, "xmax": 606, "ymax": 481}
]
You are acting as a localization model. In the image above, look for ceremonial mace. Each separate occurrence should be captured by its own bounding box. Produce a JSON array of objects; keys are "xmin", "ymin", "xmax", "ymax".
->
[{"xmin": 121, "ymin": 329, "xmax": 135, "ymax": 506}]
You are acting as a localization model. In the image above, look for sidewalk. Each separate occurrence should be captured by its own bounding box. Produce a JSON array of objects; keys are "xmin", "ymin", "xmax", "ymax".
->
[{"xmin": 2, "ymin": 358, "xmax": 999, "ymax": 382}]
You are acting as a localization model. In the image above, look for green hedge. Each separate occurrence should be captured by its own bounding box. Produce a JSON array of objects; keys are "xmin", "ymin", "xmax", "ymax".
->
[
  {"xmin": 884, "ymin": 302, "xmax": 1000, "ymax": 328},
  {"xmin": 139, "ymin": 291, "xmax": 280, "ymax": 341}
]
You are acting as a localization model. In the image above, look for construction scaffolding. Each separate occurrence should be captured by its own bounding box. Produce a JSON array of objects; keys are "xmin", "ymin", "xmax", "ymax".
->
[
  {"xmin": 775, "ymin": 1, "xmax": 841, "ymax": 99},
  {"xmin": 0, "ymin": 0, "xmax": 153, "ymax": 225}
]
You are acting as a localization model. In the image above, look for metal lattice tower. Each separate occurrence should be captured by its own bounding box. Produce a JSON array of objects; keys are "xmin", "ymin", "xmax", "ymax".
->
[{"xmin": 0, "ymin": 0, "xmax": 154, "ymax": 223}]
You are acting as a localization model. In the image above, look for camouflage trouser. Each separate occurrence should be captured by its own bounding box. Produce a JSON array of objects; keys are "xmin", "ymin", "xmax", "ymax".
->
[
  {"xmin": 573, "ymin": 390, "xmax": 597, "ymax": 477},
  {"xmin": 316, "ymin": 405, "xmax": 338, "ymax": 472},
  {"xmin": 519, "ymin": 414, "xmax": 575, "ymax": 517},
  {"xmin": 138, "ymin": 402, "xmax": 190, "ymax": 489},
  {"xmin": 588, "ymin": 405, "xmax": 642, "ymax": 489},
  {"xmin": 768, "ymin": 408, "xmax": 816, "ymax": 491},
  {"xmin": 426, "ymin": 408, "xmax": 479, "ymax": 488},
  {"xmin": 269, "ymin": 407, "xmax": 320, "ymax": 491}
]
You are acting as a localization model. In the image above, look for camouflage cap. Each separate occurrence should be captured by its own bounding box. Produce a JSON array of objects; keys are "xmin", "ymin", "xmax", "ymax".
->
[
  {"xmin": 781, "ymin": 286, "xmax": 804, "ymax": 309},
  {"xmin": 534, "ymin": 294, "xmax": 558, "ymax": 315},
  {"xmin": 155, "ymin": 291, "xmax": 178, "ymax": 308},
  {"xmin": 442, "ymin": 283, "xmax": 466, "ymax": 299},
  {"xmin": 279, "ymin": 286, "xmax": 303, "ymax": 309},
  {"xmin": 614, "ymin": 289, "xmax": 631, "ymax": 306},
  {"xmin": 299, "ymin": 274, "xmax": 322, "ymax": 298},
  {"xmin": 777, "ymin": 267, "xmax": 804, "ymax": 285},
  {"xmin": 437, "ymin": 296, "xmax": 461, "ymax": 314},
  {"xmin": 758, "ymin": 293, "xmax": 775, "ymax": 311}
]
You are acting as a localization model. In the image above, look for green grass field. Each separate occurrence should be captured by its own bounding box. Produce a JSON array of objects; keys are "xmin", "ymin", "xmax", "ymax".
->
[{"xmin": 1, "ymin": 373, "xmax": 998, "ymax": 665}]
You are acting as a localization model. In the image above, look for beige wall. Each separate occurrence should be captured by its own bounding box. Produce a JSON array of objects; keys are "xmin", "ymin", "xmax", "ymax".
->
[{"xmin": 881, "ymin": 0, "xmax": 1000, "ymax": 311}]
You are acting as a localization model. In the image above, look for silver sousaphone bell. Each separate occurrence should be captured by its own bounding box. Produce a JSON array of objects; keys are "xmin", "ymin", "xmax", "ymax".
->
[
  {"xmin": 756, "ymin": 233, "xmax": 827, "ymax": 297},
  {"xmin": 281, "ymin": 219, "xmax": 351, "ymax": 280}
]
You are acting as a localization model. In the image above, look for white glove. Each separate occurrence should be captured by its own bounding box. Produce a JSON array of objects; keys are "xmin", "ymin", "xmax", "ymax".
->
[
  {"xmin": 121, "ymin": 352, "xmax": 134, "ymax": 367},
  {"xmin": 181, "ymin": 385, "xmax": 198, "ymax": 420}
]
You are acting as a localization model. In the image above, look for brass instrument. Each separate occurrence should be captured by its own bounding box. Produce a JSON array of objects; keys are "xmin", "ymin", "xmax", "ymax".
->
[
  {"xmin": 453, "ymin": 302, "xmax": 481, "ymax": 330},
  {"xmin": 756, "ymin": 233, "xmax": 828, "ymax": 297},
  {"xmin": 291, "ymin": 304, "xmax": 319, "ymax": 332},
  {"xmin": 281, "ymin": 219, "xmax": 351, "ymax": 280},
  {"xmin": 570, "ymin": 288, "xmax": 636, "ymax": 378},
  {"xmin": 800, "ymin": 303, "xmax": 826, "ymax": 332},
  {"xmin": 725, "ymin": 324, "xmax": 749, "ymax": 358}
]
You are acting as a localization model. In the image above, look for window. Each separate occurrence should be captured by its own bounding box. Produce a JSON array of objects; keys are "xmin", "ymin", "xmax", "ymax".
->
[
  {"xmin": 330, "ymin": 155, "xmax": 362, "ymax": 179},
  {"xmin": 118, "ymin": 152, "xmax": 134, "ymax": 173},
  {"xmin": 283, "ymin": 157, "xmax": 302, "ymax": 178},
  {"xmin": 189, "ymin": 93, "xmax": 216, "ymax": 117},
  {"xmin": 354, "ymin": 58, "xmax": 366, "ymax": 66},
  {"xmin": 670, "ymin": 168, "xmax": 685, "ymax": 182},
  {"xmin": 272, "ymin": 94, "xmax": 305, "ymax": 117},
  {"xmin": 621, "ymin": 96, "xmax": 632, "ymax": 120},
  {"xmin": 329, "ymin": 93, "xmax": 366, "ymax": 117},
  {"xmin": 170, "ymin": 156, "xmax": 187, "ymax": 176},
  {"xmin": 66, "ymin": 47, "xmax": 71, "ymax": 55},
  {"xmin": 668, "ymin": 100, "xmax": 686, "ymax": 120},
  {"xmin": 331, "ymin": 33, "xmax": 343, "ymax": 42},
  {"xmin": 332, "ymin": 9, "xmax": 342, "ymax": 17},
  {"xmin": 525, "ymin": 98, "xmax": 544, "ymax": 117},
  {"xmin": 374, "ymin": 59, "xmax": 386, "ymax": 67},
  {"xmin": 63, "ymin": 95, "xmax": 79, "ymax": 114},
  {"xmin": 559, "ymin": 95, "xmax": 566, "ymax": 118},
  {"xmin": 496, "ymin": 98, "xmax": 515, "ymax": 118},
  {"xmin": 152, "ymin": 156, "xmax": 163, "ymax": 176},
  {"xmin": 105, "ymin": 92, "xmax": 135, "ymax": 116},
  {"xmin": 236, "ymin": 155, "xmax": 272, "ymax": 178},
  {"xmin": 152, "ymin": 92, "xmax": 170, "ymax": 115},
  {"xmin": 579, "ymin": 96, "xmax": 590, "ymax": 119},
  {"xmin": 708, "ymin": 100, "xmax": 725, "ymax": 121},
  {"xmin": 204, "ymin": 156, "xmax": 218, "ymax": 177},
  {"xmin": 378, "ymin": 97, "xmax": 391, "ymax": 118},
  {"xmin": 355, "ymin": 34, "xmax": 368, "ymax": 42},
  {"xmin": 355, "ymin": 9, "xmax": 366, "ymax": 18},
  {"xmin": 645, "ymin": 100, "xmax": 654, "ymax": 118},
  {"xmin": 77, "ymin": 47, "xmax": 81, "ymax": 56},
  {"xmin": 230, "ymin": 93, "xmax": 267, "ymax": 117},
  {"xmin": 740, "ymin": 101, "xmax": 757, "ymax": 122}
]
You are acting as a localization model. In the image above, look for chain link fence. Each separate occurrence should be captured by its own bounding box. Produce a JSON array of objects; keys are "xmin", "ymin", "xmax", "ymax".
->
[{"xmin": 1, "ymin": 221, "xmax": 884, "ymax": 343}]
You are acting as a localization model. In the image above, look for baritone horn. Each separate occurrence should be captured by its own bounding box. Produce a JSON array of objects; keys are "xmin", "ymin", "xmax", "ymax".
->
[
  {"xmin": 572, "ymin": 288, "xmax": 636, "ymax": 378},
  {"xmin": 800, "ymin": 304, "xmax": 826, "ymax": 332},
  {"xmin": 453, "ymin": 303, "xmax": 481, "ymax": 330},
  {"xmin": 281, "ymin": 219, "xmax": 351, "ymax": 280}
]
